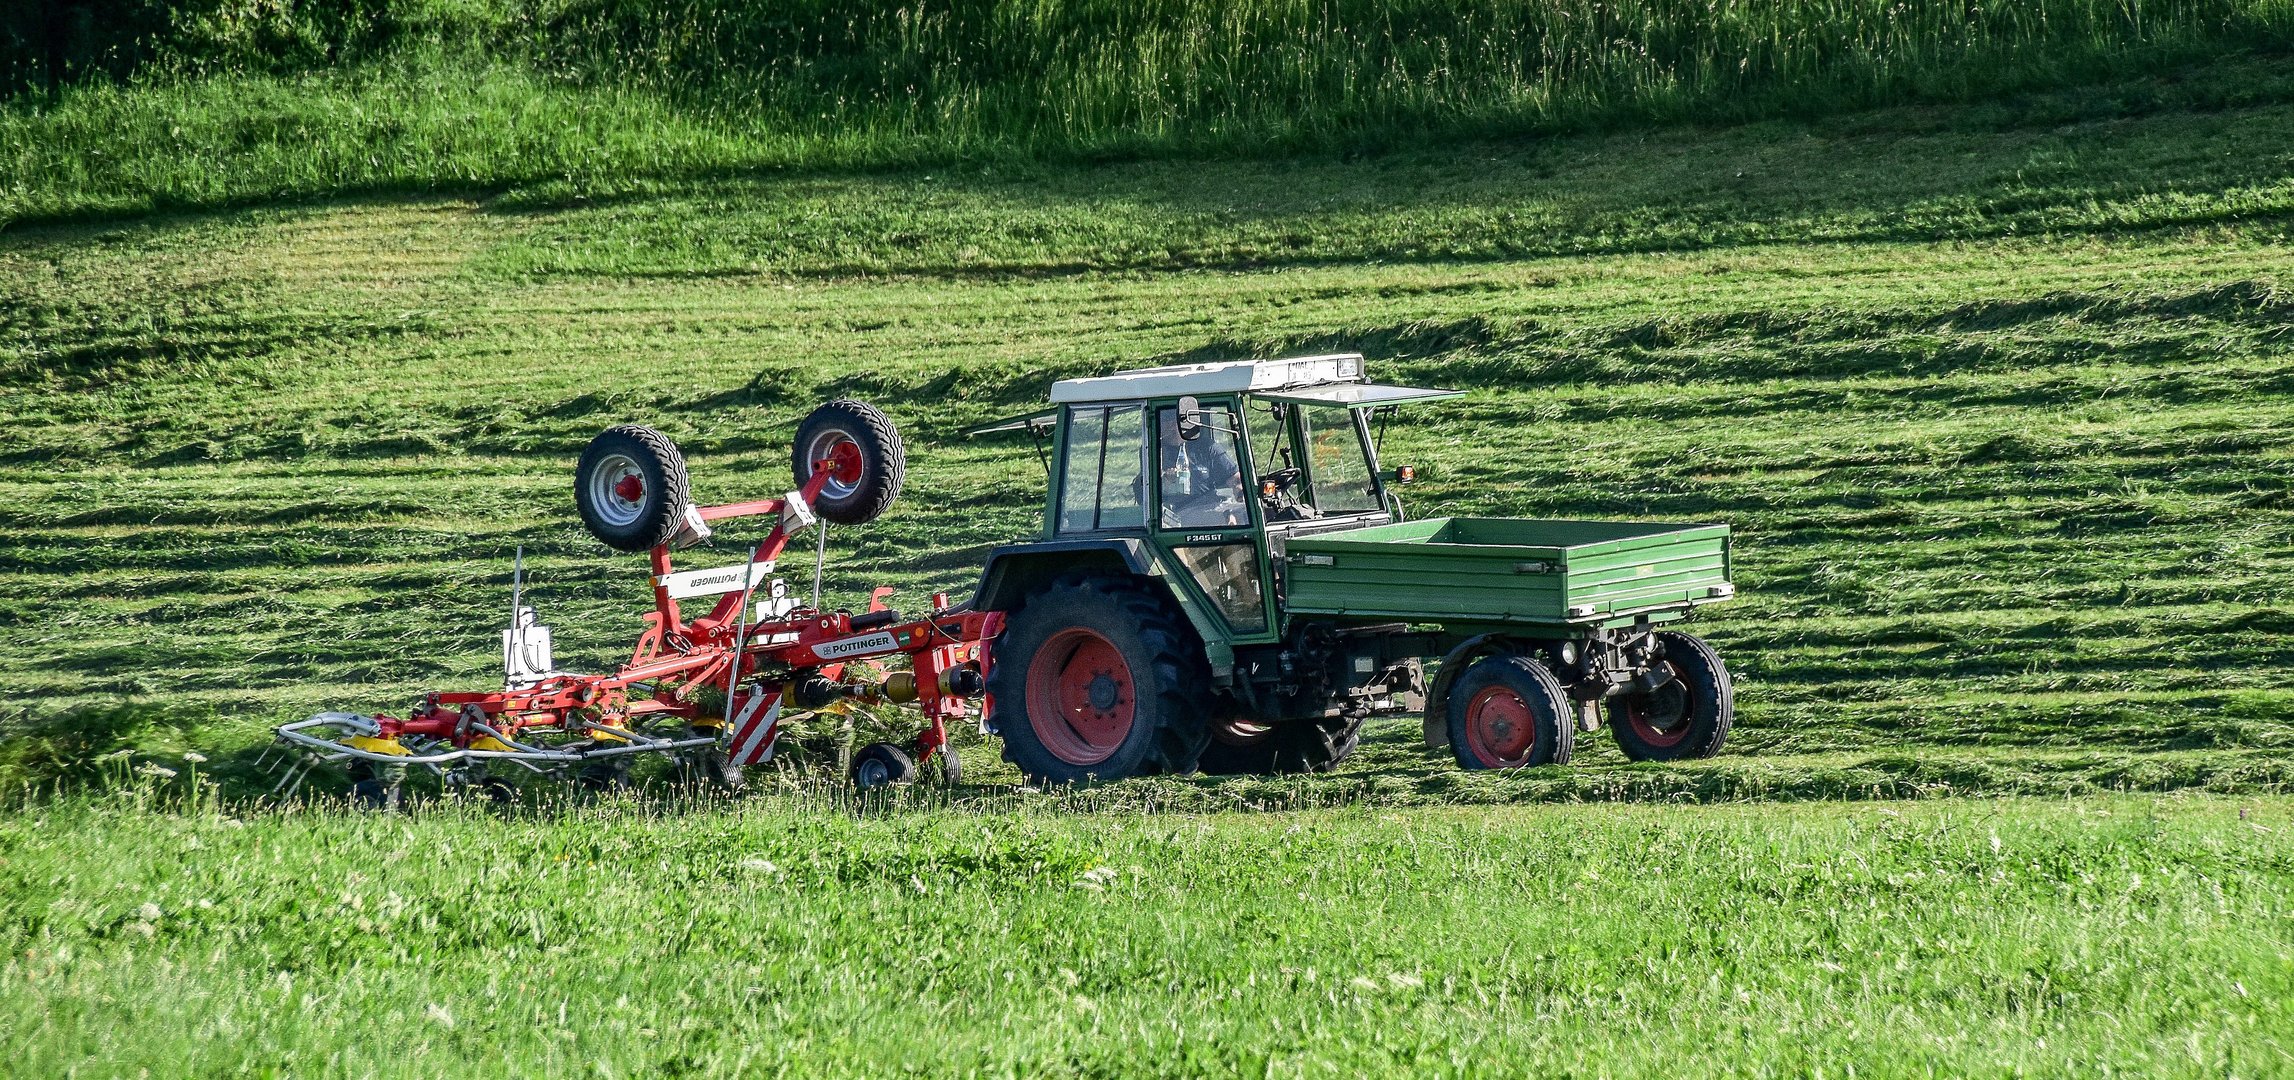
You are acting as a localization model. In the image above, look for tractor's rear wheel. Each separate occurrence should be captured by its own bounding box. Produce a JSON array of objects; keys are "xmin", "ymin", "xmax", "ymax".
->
[
  {"xmin": 987, "ymin": 575, "xmax": 1212, "ymax": 784},
  {"xmin": 1197, "ymin": 711, "xmax": 1365, "ymax": 775},
  {"xmin": 792, "ymin": 400, "xmax": 905, "ymax": 525},
  {"xmin": 1447, "ymin": 654, "xmax": 1573, "ymax": 769},
  {"xmin": 575, "ymin": 425, "xmax": 692, "ymax": 552},
  {"xmin": 1607, "ymin": 631, "xmax": 1733, "ymax": 761}
]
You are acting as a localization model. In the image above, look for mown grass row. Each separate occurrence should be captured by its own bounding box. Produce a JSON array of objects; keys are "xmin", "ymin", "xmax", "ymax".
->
[
  {"xmin": 0, "ymin": 793, "xmax": 2286, "ymax": 1076},
  {"xmin": 5, "ymin": 2, "xmax": 2294, "ymax": 224},
  {"xmin": 3, "ymin": 109, "xmax": 2292, "ymax": 801}
]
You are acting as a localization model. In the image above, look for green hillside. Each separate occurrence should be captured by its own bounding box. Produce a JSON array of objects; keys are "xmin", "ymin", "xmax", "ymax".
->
[{"xmin": 5, "ymin": 0, "xmax": 2292, "ymax": 224}]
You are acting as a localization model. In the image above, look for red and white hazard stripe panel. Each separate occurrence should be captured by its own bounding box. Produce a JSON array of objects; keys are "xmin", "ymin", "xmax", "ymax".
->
[{"xmin": 727, "ymin": 688, "xmax": 784, "ymax": 765}]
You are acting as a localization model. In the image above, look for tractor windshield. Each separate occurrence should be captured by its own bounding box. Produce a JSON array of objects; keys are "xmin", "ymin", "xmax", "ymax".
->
[{"xmin": 1297, "ymin": 404, "xmax": 1381, "ymax": 514}]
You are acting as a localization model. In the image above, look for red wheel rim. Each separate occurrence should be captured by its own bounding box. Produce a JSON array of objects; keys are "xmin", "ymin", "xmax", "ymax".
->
[
  {"xmin": 1464, "ymin": 685, "xmax": 1539, "ymax": 766},
  {"xmin": 1024, "ymin": 628, "xmax": 1136, "ymax": 766},
  {"xmin": 803, "ymin": 430, "xmax": 868, "ymax": 502},
  {"xmin": 1622, "ymin": 661, "xmax": 1692, "ymax": 747}
]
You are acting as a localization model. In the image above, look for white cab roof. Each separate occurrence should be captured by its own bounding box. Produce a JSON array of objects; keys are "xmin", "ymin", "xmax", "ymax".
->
[{"xmin": 1049, "ymin": 354, "xmax": 1368, "ymax": 403}]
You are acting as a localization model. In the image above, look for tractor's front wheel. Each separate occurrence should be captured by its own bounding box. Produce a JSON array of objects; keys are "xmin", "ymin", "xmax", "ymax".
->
[
  {"xmin": 1607, "ymin": 631, "xmax": 1733, "ymax": 761},
  {"xmin": 1447, "ymin": 654, "xmax": 1573, "ymax": 769},
  {"xmin": 1197, "ymin": 711, "xmax": 1364, "ymax": 775},
  {"xmin": 987, "ymin": 576, "xmax": 1212, "ymax": 784}
]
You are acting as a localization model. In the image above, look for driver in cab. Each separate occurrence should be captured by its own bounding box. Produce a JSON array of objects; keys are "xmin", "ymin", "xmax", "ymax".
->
[{"xmin": 1158, "ymin": 409, "xmax": 1247, "ymax": 528}]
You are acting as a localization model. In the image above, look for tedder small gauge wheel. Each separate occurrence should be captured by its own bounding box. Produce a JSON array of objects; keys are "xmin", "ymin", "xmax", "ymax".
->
[
  {"xmin": 576, "ymin": 757, "xmax": 633, "ymax": 793},
  {"xmin": 792, "ymin": 399, "xmax": 905, "ymax": 525},
  {"xmin": 575, "ymin": 425, "xmax": 692, "ymax": 552},
  {"xmin": 930, "ymin": 744, "xmax": 962, "ymax": 785},
  {"xmin": 1447, "ymin": 654, "xmax": 1574, "ymax": 769},
  {"xmin": 1197, "ymin": 712, "xmax": 1365, "ymax": 775},
  {"xmin": 851, "ymin": 742, "xmax": 918, "ymax": 789},
  {"xmin": 987, "ymin": 574, "xmax": 1213, "ymax": 784},
  {"xmin": 678, "ymin": 743, "xmax": 747, "ymax": 793},
  {"xmin": 1608, "ymin": 631, "xmax": 1734, "ymax": 761},
  {"xmin": 343, "ymin": 762, "xmax": 403, "ymax": 811}
]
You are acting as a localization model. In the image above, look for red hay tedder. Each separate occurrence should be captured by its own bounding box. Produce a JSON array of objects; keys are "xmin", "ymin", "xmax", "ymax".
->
[{"xmin": 271, "ymin": 401, "xmax": 994, "ymax": 806}]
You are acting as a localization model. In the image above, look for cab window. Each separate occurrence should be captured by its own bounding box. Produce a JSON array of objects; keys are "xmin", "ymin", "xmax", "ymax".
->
[
  {"xmin": 1057, "ymin": 404, "xmax": 1146, "ymax": 533},
  {"xmin": 1298, "ymin": 404, "xmax": 1381, "ymax": 515},
  {"xmin": 1155, "ymin": 404, "xmax": 1249, "ymax": 529}
]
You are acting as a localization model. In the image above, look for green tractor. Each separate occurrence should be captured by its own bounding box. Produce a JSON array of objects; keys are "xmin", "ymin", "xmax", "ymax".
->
[{"xmin": 966, "ymin": 353, "xmax": 1737, "ymax": 783}]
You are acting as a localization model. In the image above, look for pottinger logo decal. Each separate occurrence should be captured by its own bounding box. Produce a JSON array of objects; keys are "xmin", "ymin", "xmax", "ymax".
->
[{"xmin": 814, "ymin": 631, "xmax": 900, "ymax": 659}]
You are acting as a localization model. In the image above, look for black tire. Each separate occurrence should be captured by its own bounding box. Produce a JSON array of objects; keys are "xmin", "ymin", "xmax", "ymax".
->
[
  {"xmin": 575, "ymin": 425, "xmax": 691, "ymax": 552},
  {"xmin": 930, "ymin": 743, "xmax": 962, "ymax": 785},
  {"xmin": 576, "ymin": 757, "xmax": 632, "ymax": 792},
  {"xmin": 677, "ymin": 740, "xmax": 747, "ymax": 793},
  {"xmin": 1197, "ymin": 712, "xmax": 1365, "ymax": 775},
  {"xmin": 986, "ymin": 574, "xmax": 1213, "ymax": 784},
  {"xmin": 350, "ymin": 776, "xmax": 402, "ymax": 811},
  {"xmin": 1607, "ymin": 631, "xmax": 1733, "ymax": 761},
  {"xmin": 792, "ymin": 400, "xmax": 905, "ymax": 526},
  {"xmin": 851, "ymin": 742, "xmax": 917, "ymax": 789},
  {"xmin": 1447, "ymin": 654, "xmax": 1573, "ymax": 769}
]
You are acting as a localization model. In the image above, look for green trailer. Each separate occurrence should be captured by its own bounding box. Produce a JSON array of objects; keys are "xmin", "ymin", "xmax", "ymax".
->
[
  {"xmin": 1282, "ymin": 517, "xmax": 1734, "ymax": 627},
  {"xmin": 965, "ymin": 353, "xmax": 1738, "ymax": 783}
]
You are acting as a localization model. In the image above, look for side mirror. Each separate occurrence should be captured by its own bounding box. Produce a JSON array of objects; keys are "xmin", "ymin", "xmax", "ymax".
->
[{"xmin": 1176, "ymin": 395, "xmax": 1204, "ymax": 441}]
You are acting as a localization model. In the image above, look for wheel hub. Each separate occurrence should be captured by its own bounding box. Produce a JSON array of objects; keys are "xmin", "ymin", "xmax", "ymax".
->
[
  {"xmin": 806, "ymin": 432, "xmax": 866, "ymax": 501},
  {"xmin": 1623, "ymin": 661, "xmax": 1694, "ymax": 746},
  {"xmin": 1086, "ymin": 673, "xmax": 1119, "ymax": 712},
  {"xmin": 588, "ymin": 452, "xmax": 649, "ymax": 527}
]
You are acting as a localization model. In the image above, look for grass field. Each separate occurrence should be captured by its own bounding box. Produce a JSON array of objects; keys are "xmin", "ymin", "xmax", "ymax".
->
[
  {"xmin": 1, "ymin": 793, "xmax": 2288, "ymax": 1075},
  {"xmin": 4, "ymin": 40, "xmax": 2294, "ymax": 1074}
]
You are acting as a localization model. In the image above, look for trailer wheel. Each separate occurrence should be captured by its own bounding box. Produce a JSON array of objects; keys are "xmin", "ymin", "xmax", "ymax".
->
[
  {"xmin": 987, "ymin": 575, "xmax": 1212, "ymax": 784},
  {"xmin": 1197, "ymin": 711, "xmax": 1365, "ymax": 774},
  {"xmin": 1607, "ymin": 631, "xmax": 1733, "ymax": 761},
  {"xmin": 575, "ymin": 425, "xmax": 692, "ymax": 552},
  {"xmin": 851, "ymin": 742, "xmax": 917, "ymax": 789},
  {"xmin": 1447, "ymin": 655, "xmax": 1573, "ymax": 769},
  {"xmin": 792, "ymin": 400, "xmax": 905, "ymax": 525}
]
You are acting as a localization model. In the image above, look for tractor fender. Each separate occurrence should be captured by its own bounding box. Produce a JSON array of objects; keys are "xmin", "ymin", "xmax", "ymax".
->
[
  {"xmin": 1423, "ymin": 632, "xmax": 1528, "ymax": 749},
  {"xmin": 969, "ymin": 538, "xmax": 1236, "ymax": 682},
  {"xmin": 970, "ymin": 538, "xmax": 1160, "ymax": 612}
]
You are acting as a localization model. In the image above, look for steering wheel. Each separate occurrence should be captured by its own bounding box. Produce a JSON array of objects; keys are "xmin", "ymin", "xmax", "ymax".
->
[{"xmin": 1258, "ymin": 467, "xmax": 1317, "ymax": 521}]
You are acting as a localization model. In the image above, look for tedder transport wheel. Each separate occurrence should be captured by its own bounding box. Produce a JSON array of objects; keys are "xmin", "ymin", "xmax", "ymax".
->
[
  {"xmin": 575, "ymin": 425, "xmax": 692, "ymax": 552},
  {"xmin": 1607, "ymin": 631, "xmax": 1733, "ymax": 761},
  {"xmin": 987, "ymin": 575, "xmax": 1212, "ymax": 784},
  {"xmin": 1197, "ymin": 712, "xmax": 1365, "ymax": 775},
  {"xmin": 851, "ymin": 742, "xmax": 917, "ymax": 789},
  {"xmin": 792, "ymin": 400, "xmax": 905, "ymax": 525},
  {"xmin": 1447, "ymin": 654, "xmax": 1573, "ymax": 769}
]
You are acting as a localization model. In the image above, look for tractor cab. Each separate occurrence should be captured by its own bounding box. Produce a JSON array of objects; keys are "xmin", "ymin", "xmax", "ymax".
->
[{"xmin": 971, "ymin": 353, "xmax": 1458, "ymax": 648}]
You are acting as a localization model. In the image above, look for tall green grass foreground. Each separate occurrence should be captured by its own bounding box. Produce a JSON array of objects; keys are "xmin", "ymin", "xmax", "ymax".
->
[
  {"xmin": 0, "ymin": 794, "xmax": 2286, "ymax": 1075},
  {"xmin": 5, "ymin": 0, "xmax": 2294, "ymax": 223}
]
